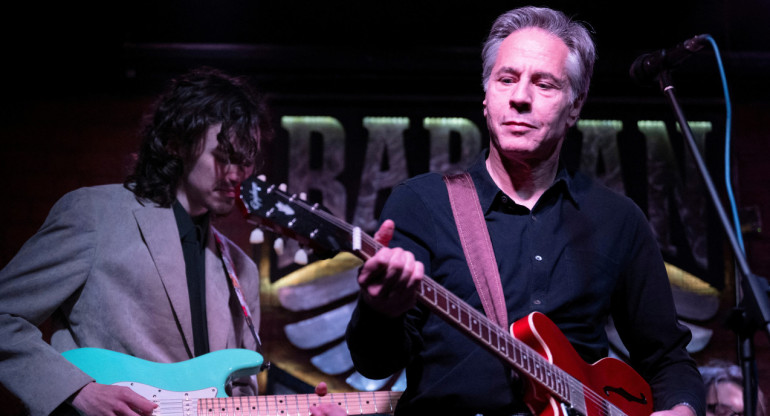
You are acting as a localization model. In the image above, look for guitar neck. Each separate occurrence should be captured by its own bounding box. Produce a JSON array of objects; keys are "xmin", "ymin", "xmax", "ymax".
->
[
  {"xmin": 353, "ymin": 229, "xmax": 574, "ymax": 405},
  {"xmin": 199, "ymin": 390, "xmax": 401, "ymax": 416}
]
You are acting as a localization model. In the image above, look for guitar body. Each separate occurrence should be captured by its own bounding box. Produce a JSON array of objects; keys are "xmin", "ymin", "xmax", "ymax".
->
[
  {"xmin": 511, "ymin": 312, "xmax": 653, "ymax": 416},
  {"xmin": 63, "ymin": 347, "xmax": 263, "ymax": 397},
  {"xmin": 63, "ymin": 348, "xmax": 401, "ymax": 415}
]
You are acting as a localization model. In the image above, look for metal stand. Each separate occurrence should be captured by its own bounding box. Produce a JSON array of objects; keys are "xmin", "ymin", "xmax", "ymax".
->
[{"xmin": 657, "ymin": 70, "xmax": 770, "ymax": 416}]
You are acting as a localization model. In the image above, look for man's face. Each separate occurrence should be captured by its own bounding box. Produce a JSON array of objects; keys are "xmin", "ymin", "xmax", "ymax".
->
[
  {"xmin": 706, "ymin": 381, "xmax": 744, "ymax": 416},
  {"xmin": 483, "ymin": 27, "xmax": 582, "ymax": 164},
  {"xmin": 176, "ymin": 123, "xmax": 255, "ymax": 216}
]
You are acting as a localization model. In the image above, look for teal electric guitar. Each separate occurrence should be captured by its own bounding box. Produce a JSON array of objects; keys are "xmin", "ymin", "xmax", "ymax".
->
[{"xmin": 63, "ymin": 348, "xmax": 401, "ymax": 415}]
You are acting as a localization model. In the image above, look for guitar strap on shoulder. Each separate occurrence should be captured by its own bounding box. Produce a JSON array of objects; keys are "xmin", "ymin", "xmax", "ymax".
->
[
  {"xmin": 213, "ymin": 230, "xmax": 270, "ymax": 371},
  {"xmin": 444, "ymin": 172, "xmax": 508, "ymax": 328}
]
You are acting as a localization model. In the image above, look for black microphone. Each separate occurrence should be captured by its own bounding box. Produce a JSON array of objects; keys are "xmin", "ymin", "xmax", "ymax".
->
[{"xmin": 629, "ymin": 34, "xmax": 709, "ymax": 84}]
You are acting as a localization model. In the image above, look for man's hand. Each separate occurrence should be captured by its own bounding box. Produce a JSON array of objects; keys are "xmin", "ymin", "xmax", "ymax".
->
[
  {"xmin": 357, "ymin": 220, "xmax": 424, "ymax": 318},
  {"xmin": 308, "ymin": 382, "xmax": 347, "ymax": 416},
  {"xmin": 71, "ymin": 382, "xmax": 157, "ymax": 416},
  {"xmin": 651, "ymin": 404, "xmax": 697, "ymax": 416}
]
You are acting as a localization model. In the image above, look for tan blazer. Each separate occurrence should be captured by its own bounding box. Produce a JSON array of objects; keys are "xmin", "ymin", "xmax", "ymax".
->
[{"xmin": 0, "ymin": 185, "xmax": 260, "ymax": 416}]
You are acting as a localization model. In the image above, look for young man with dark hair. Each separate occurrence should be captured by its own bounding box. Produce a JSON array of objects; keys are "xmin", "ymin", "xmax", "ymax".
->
[{"xmin": 0, "ymin": 67, "xmax": 346, "ymax": 416}]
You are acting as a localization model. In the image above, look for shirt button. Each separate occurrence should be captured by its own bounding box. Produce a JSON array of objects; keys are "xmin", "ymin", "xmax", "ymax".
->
[
  {"xmin": 534, "ymin": 255, "xmax": 543, "ymax": 261},
  {"xmin": 501, "ymin": 195, "xmax": 508, "ymax": 204},
  {"xmin": 533, "ymin": 299, "xmax": 542, "ymax": 305}
]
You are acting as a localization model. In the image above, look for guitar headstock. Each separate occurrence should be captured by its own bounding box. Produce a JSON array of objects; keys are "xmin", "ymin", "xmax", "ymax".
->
[{"xmin": 238, "ymin": 175, "xmax": 355, "ymax": 259}]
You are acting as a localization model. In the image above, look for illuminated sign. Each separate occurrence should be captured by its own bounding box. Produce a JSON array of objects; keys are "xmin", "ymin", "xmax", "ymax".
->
[{"xmin": 275, "ymin": 115, "xmax": 716, "ymax": 283}]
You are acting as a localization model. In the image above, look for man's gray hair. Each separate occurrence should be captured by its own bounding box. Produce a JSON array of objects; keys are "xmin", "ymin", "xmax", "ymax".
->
[{"xmin": 481, "ymin": 6, "xmax": 596, "ymax": 104}]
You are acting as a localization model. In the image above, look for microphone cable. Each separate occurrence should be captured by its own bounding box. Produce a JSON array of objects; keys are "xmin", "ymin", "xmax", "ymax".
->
[{"xmin": 703, "ymin": 35, "xmax": 743, "ymax": 255}]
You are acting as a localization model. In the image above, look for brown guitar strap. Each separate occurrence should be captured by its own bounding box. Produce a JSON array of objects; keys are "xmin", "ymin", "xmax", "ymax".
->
[{"xmin": 444, "ymin": 172, "xmax": 508, "ymax": 328}]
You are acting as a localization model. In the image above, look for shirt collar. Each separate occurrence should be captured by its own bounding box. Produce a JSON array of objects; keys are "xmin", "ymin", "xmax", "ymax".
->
[
  {"xmin": 467, "ymin": 149, "xmax": 579, "ymax": 214},
  {"xmin": 553, "ymin": 165, "xmax": 580, "ymax": 209},
  {"xmin": 172, "ymin": 200, "xmax": 210, "ymax": 246}
]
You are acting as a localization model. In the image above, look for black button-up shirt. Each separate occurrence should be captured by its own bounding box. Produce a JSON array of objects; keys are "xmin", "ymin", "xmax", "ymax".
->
[
  {"xmin": 347, "ymin": 151, "xmax": 704, "ymax": 416},
  {"xmin": 173, "ymin": 201, "xmax": 211, "ymax": 357}
]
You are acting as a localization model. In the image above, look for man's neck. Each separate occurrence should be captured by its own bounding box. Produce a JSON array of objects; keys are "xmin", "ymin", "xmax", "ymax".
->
[
  {"xmin": 485, "ymin": 148, "xmax": 560, "ymax": 210},
  {"xmin": 175, "ymin": 191, "xmax": 208, "ymax": 217}
]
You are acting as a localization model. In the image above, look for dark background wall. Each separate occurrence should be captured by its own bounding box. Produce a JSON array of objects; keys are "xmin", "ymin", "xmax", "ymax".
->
[{"xmin": 1, "ymin": 0, "xmax": 769, "ymax": 410}]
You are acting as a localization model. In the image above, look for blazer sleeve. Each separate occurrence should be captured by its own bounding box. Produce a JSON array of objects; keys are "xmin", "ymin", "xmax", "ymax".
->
[{"xmin": 0, "ymin": 189, "xmax": 99, "ymax": 416}]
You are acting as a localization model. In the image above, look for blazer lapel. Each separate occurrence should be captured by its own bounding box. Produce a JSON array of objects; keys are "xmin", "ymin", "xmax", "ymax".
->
[{"xmin": 133, "ymin": 206, "xmax": 195, "ymax": 356}]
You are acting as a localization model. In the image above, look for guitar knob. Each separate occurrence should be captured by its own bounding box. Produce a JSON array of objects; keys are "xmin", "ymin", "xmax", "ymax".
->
[
  {"xmin": 249, "ymin": 228, "xmax": 265, "ymax": 244},
  {"xmin": 294, "ymin": 248, "xmax": 308, "ymax": 265},
  {"xmin": 273, "ymin": 238, "xmax": 285, "ymax": 255}
]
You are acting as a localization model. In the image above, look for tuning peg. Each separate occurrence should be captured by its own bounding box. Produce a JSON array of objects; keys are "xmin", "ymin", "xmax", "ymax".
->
[
  {"xmin": 249, "ymin": 228, "xmax": 265, "ymax": 244},
  {"xmin": 273, "ymin": 238, "xmax": 285, "ymax": 255},
  {"xmin": 257, "ymin": 174, "xmax": 266, "ymax": 181},
  {"xmin": 294, "ymin": 248, "xmax": 308, "ymax": 265},
  {"xmin": 299, "ymin": 192, "xmax": 307, "ymax": 201},
  {"xmin": 279, "ymin": 183, "xmax": 288, "ymax": 192}
]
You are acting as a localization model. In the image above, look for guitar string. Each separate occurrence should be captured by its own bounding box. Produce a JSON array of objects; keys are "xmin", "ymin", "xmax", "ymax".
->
[{"xmin": 258, "ymin": 185, "xmax": 625, "ymax": 415}]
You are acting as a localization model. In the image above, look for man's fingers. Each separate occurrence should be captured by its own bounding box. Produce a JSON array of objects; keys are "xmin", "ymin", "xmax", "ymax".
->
[
  {"xmin": 314, "ymin": 381, "xmax": 328, "ymax": 397},
  {"xmin": 115, "ymin": 386, "xmax": 157, "ymax": 416},
  {"xmin": 126, "ymin": 392, "xmax": 158, "ymax": 416},
  {"xmin": 373, "ymin": 219, "xmax": 395, "ymax": 246},
  {"xmin": 72, "ymin": 382, "xmax": 157, "ymax": 416},
  {"xmin": 358, "ymin": 247, "xmax": 410, "ymax": 286},
  {"xmin": 357, "ymin": 221, "xmax": 424, "ymax": 317}
]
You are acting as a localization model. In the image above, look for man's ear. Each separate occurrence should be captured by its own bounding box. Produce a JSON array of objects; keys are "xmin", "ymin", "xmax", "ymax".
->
[
  {"xmin": 483, "ymin": 98, "xmax": 488, "ymax": 118},
  {"xmin": 567, "ymin": 93, "xmax": 585, "ymax": 127}
]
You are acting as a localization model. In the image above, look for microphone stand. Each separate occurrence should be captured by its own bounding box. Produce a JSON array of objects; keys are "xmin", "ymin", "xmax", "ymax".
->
[{"xmin": 656, "ymin": 70, "xmax": 770, "ymax": 416}]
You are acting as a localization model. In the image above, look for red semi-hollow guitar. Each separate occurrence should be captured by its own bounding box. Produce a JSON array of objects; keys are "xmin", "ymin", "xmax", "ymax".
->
[{"xmin": 239, "ymin": 176, "xmax": 654, "ymax": 416}]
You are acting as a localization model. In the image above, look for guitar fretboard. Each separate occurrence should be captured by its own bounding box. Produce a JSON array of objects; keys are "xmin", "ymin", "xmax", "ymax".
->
[{"xmin": 198, "ymin": 391, "xmax": 401, "ymax": 416}]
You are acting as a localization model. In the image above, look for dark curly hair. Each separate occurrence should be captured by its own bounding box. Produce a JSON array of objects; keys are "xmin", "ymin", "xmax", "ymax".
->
[{"xmin": 125, "ymin": 67, "xmax": 272, "ymax": 206}]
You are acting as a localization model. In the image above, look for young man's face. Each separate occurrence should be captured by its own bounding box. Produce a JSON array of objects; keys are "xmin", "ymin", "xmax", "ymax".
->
[
  {"xmin": 483, "ymin": 27, "xmax": 582, "ymax": 165},
  {"xmin": 176, "ymin": 123, "xmax": 254, "ymax": 216}
]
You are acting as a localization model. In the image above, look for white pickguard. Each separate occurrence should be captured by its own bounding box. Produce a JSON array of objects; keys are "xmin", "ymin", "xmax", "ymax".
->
[{"xmin": 114, "ymin": 382, "xmax": 217, "ymax": 416}]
